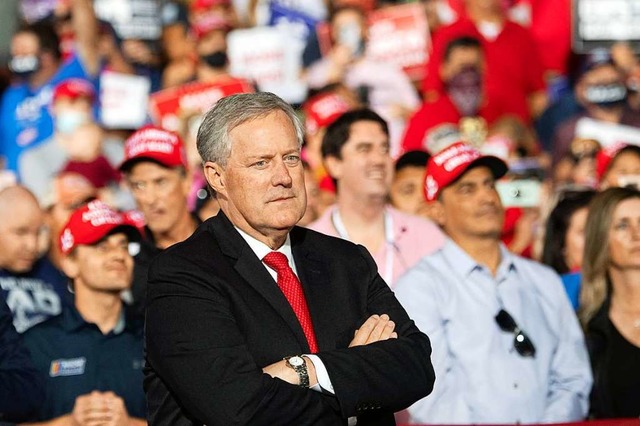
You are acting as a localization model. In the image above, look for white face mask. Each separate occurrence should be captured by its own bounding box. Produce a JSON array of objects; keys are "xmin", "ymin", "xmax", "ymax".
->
[{"xmin": 56, "ymin": 110, "xmax": 89, "ymax": 134}]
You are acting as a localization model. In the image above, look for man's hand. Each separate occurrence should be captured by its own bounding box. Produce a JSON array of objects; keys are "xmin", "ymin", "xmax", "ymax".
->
[
  {"xmin": 71, "ymin": 391, "xmax": 111, "ymax": 426},
  {"xmin": 70, "ymin": 391, "xmax": 136, "ymax": 426},
  {"xmin": 349, "ymin": 314, "xmax": 397, "ymax": 347}
]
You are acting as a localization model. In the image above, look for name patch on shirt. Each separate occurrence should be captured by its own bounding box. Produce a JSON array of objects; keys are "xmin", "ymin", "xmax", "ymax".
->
[{"xmin": 50, "ymin": 357, "xmax": 86, "ymax": 377}]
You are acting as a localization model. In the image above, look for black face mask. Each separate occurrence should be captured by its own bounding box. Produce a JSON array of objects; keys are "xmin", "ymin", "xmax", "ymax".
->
[
  {"xmin": 584, "ymin": 83, "xmax": 627, "ymax": 109},
  {"xmin": 9, "ymin": 54, "xmax": 40, "ymax": 78},
  {"xmin": 200, "ymin": 51, "xmax": 228, "ymax": 69},
  {"xmin": 446, "ymin": 66, "xmax": 483, "ymax": 117}
]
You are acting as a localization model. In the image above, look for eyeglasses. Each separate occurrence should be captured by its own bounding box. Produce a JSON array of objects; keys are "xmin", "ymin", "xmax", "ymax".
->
[{"xmin": 495, "ymin": 309, "xmax": 536, "ymax": 357}]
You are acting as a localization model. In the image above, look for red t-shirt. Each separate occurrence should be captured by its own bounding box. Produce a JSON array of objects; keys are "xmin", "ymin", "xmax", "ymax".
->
[
  {"xmin": 422, "ymin": 17, "xmax": 546, "ymax": 123},
  {"xmin": 401, "ymin": 94, "xmax": 503, "ymax": 154}
]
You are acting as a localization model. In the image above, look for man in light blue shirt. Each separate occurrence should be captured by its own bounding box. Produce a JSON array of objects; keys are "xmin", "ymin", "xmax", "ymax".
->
[{"xmin": 395, "ymin": 142, "xmax": 592, "ymax": 424}]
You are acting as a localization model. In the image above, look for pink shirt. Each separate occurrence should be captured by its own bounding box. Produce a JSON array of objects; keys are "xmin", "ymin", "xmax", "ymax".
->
[{"xmin": 307, "ymin": 206, "xmax": 445, "ymax": 288}]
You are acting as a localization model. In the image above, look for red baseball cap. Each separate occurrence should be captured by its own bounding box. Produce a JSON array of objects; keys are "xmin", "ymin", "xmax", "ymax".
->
[
  {"xmin": 59, "ymin": 200, "xmax": 141, "ymax": 255},
  {"xmin": 52, "ymin": 78, "xmax": 96, "ymax": 103},
  {"xmin": 424, "ymin": 141, "xmax": 508, "ymax": 201},
  {"xmin": 191, "ymin": 0, "xmax": 230, "ymax": 11},
  {"xmin": 595, "ymin": 141, "xmax": 636, "ymax": 179},
  {"xmin": 303, "ymin": 92, "xmax": 352, "ymax": 135},
  {"xmin": 191, "ymin": 12, "xmax": 232, "ymax": 40},
  {"xmin": 119, "ymin": 126, "xmax": 188, "ymax": 172}
]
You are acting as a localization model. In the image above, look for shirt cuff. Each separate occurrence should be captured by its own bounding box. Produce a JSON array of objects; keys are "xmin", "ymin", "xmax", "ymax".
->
[{"xmin": 304, "ymin": 354, "xmax": 334, "ymax": 394}]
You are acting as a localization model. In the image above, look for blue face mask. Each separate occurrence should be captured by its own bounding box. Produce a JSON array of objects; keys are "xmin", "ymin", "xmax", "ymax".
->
[{"xmin": 56, "ymin": 110, "xmax": 89, "ymax": 134}]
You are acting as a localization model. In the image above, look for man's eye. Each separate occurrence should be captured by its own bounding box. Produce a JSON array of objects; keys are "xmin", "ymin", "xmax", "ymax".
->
[
  {"xmin": 285, "ymin": 155, "xmax": 300, "ymax": 164},
  {"xmin": 253, "ymin": 160, "xmax": 267, "ymax": 168}
]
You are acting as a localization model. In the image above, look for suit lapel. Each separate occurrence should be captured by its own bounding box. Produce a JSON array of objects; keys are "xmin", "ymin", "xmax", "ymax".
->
[
  {"xmin": 291, "ymin": 228, "xmax": 334, "ymax": 351},
  {"xmin": 210, "ymin": 213, "xmax": 311, "ymax": 352}
]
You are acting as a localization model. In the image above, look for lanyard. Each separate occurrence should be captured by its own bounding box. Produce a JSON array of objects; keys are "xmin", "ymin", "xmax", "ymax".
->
[{"xmin": 331, "ymin": 207, "xmax": 395, "ymax": 286}]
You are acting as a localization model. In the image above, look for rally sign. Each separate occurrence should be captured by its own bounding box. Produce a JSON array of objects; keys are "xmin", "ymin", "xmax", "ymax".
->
[
  {"xmin": 573, "ymin": 0, "xmax": 640, "ymax": 52},
  {"xmin": 316, "ymin": 3, "xmax": 430, "ymax": 82},
  {"xmin": 93, "ymin": 0, "xmax": 162, "ymax": 41},
  {"xmin": 228, "ymin": 26, "xmax": 307, "ymax": 104},
  {"xmin": 366, "ymin": 3, "xmax": 430, "ymax": 81},
  {"xmin": 100, "ymin": 71, "xmax": 150, "ymax": 129},
  {"xmin": 148, "ymin": 79, "xmax": 254, "ymax": 132}
]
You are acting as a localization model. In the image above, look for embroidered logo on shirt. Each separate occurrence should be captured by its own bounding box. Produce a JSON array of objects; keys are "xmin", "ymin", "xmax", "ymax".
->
[{"xmin": 49, "ymin": 357, "xmax": 86, "ymax": 377}]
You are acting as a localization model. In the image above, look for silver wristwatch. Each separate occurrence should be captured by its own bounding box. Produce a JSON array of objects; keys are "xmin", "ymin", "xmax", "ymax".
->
[{"xmin": 284, "ymin": 355, "xmax": 309, "ymax": 387}]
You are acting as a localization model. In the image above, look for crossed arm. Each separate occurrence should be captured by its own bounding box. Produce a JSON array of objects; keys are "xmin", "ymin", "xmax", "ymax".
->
[{"xmin": 263, "ymin": 314, "xmax": 398, "ymax": 386}]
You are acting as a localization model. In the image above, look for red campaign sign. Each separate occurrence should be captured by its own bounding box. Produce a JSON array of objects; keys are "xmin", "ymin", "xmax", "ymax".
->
[
  {"xmin": 315, "ymin": 3, "xmax": 430, "ymax": 82},
  {"xmin": 366, "ymin": 3, "xmax": 430, "ymax": 82},
  {"xmin": 148, "ymin": 79, "xmax": 254, "ymax": 132}
]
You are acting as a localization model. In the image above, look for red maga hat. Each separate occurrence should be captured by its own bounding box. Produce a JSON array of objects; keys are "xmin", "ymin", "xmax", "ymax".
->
[
  {"xmin": 119, "ymin": 126, "xmax": 188, "ymax": 171},
  {"xmin": 52, "ymin": 78, "xmax": 96, "ymax": 103},
  {"xmin": 303, "ymin": 92, "xmax": 351, "ymax": 135},
  {"xmin": 59, "ymin": 200, "xmax": 141, "ymax": 255},
  {"xmin": 424, "ymin": 141, "xmax": 508, "ymax": 201}
]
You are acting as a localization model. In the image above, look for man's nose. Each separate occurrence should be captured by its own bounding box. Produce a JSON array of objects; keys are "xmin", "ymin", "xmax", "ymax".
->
[{"xmin": 272, "ymin": 160, "xmax": 293, "ymax": 186}]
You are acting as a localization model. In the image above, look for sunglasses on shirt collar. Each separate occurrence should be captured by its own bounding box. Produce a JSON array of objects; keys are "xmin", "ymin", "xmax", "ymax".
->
[{"xmin": 495, "ymin": 309, "xmax": 536, "ymax": 358}]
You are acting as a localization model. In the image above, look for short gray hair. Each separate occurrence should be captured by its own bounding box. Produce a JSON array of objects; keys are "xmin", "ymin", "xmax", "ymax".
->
[{"xmin": 196, "ymin": 92, "xmax": 304, "ymax": 166}]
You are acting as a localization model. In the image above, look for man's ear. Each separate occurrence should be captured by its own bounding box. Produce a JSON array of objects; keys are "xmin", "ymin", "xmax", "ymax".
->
[
  {"xmin": 203, "ymin": 161, "xmax": 227, "ymax": 198},
  {"xmin": 60, "ymin": 254, "xmax": 79, "ymax": 280},
  {"xmin": 323, "ymin": 155, "xmax": 343, "ymax": 181},
  {"xmin": 430, "ymin": 199, "xmax": 446, "ymax": 228}
]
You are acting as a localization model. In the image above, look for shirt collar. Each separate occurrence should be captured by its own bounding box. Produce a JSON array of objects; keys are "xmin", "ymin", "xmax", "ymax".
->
[
  {"xmin": 441, "ymin": 238, "xmax": 517, "ymax": 277},
  {"xmin": 234, "ymin": 226, "xmax": 294, "ymax": 264},
  {"xmin": 62, "ymin": 304, "xmax": 131, "ymax": 336}
]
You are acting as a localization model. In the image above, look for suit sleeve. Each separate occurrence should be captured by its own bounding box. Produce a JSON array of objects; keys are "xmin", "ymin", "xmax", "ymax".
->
[
  {"xmin": 314, "ymin": 245, "xmax": 435, "ymax": 418},
  {"xmin": 145, "ymin": 251, "xmax": 343, "ymax": 426},
  {"xmin": 0, "ymin": 298, "xmax": 45, "ymax": 422}
]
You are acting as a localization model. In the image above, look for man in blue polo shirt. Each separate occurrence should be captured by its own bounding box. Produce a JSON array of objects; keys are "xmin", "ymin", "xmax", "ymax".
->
[
  {"xmin": 22, "ymin": 200, "xmax": 146, "ymax": 424},
  {"xmin": 0, "ymin": 0, "xmax": 99, "ymax": 178}
]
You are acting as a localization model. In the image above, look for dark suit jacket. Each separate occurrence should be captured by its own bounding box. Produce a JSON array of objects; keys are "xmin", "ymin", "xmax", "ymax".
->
[{"xmin": 144, "ymin": 212, "xmax": 434, "ymax": 425}]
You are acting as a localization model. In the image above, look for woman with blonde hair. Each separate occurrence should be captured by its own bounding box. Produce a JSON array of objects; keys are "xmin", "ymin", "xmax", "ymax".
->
[{"xmin": 580, "ymin": 186, "xmax": 640, "ymax": 418}]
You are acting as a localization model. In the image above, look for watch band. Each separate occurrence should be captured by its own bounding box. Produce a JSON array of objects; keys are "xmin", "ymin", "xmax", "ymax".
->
[{"xmin": 284, "ymin": 355, "xmax": 309, "ymax": 387}]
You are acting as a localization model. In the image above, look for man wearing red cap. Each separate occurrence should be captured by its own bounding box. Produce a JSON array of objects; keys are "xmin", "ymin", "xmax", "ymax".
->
[
  {"xmin": 20, "ymin": 78, "xmax": 123, "ymax": 205},
  {"xmin": 310, "ymin": 109, "xmax": 445, "ymax": 288},
  {"xmin": 395, "ymin": 142, "xmax": 592, "ymax": 424},
  {"xmin": 119, "ymin": 126, "xmax": 200, "ymax": 316},
  {"xmin": 596, "ymin": 142, "xmax": 640, "ymax": 190},
  {"xmin": 22, "ymin": 200, "xmax": 146, "ymax": 424}
]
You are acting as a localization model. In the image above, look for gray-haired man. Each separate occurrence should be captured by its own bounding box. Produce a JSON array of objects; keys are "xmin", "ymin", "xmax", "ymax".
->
[{"xmin": 144, "ymin": 92, "xmax": 435, "ymax": 425}]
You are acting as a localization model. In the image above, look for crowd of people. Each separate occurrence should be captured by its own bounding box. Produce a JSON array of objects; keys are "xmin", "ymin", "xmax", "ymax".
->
[{"xmin": 0, "ymin": 0, "xmax": 639, "ymax": 424}]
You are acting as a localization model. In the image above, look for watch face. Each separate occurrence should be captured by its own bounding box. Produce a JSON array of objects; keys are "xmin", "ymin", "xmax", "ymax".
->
[{"xmin": 289, "ymin": 356, "xmax": 304, "ymax": 367}]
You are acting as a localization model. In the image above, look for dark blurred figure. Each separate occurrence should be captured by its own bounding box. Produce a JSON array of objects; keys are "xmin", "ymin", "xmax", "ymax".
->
[
  {"xmin": 0, "ymin": 186, "xmax": 68, "ymax": 334},
  {"xmin": 0, "ymin": 297, "xmax": 44, "ymax": 423},
  {"xmin": 551, "ymin": 50, "xmax": 640, "ymax": 165},
  {"xmin": 542, "ymin": 189, "xmax": 596, "ymax": 309},
  {"xmin": 390, "ymin": 150, "xmax": 430, "ymax": 218},
  {"xmin": 580, "ymin": 187, "xmax": 640, "ymax": 419}
]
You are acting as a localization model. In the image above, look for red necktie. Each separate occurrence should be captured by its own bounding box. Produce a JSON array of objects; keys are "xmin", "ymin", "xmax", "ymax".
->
[{"xmin": 263, "ymin": 251, "xmax": 318, "ymax": 353}]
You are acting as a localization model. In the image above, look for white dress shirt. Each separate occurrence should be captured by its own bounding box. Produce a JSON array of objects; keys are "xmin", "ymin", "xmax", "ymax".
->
[{"xmin": 234, "ymin": 227, "xmax": 335, "ymax": 394}]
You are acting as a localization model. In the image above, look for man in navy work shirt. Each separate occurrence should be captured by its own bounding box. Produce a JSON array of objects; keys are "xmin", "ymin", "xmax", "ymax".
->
[
  {"xmin": 0, "ymin": 297, "xmax": 44, "ymax": 423},
  {"xmin": 22, "ymin": 200, "xmax": 146, "ymax": 424},
  {"xmin": 395, "ymin": 142, "xmax": 592, "ymax": 424}
]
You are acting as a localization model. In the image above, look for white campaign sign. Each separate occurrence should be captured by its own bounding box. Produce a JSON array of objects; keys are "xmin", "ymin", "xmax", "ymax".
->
[
  {"xmin": 227, "ymin": 26, "xmax": 307, "ymax": 104},
  {"xmin": 100, "ymin": 71, "xmax": 150, "ymax": 129},
  {"xmin": 575, "ymin": 117, "xmax": 640, "ymax": 148}
]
